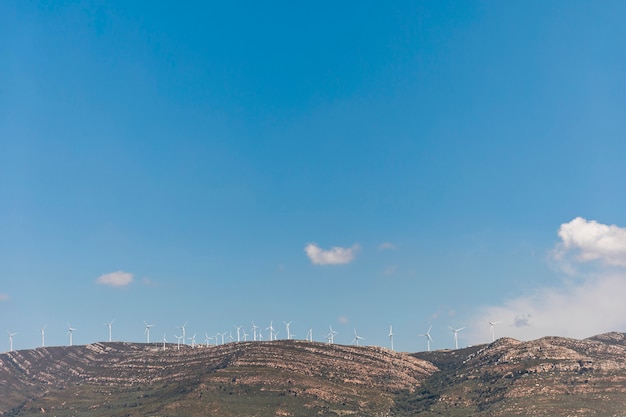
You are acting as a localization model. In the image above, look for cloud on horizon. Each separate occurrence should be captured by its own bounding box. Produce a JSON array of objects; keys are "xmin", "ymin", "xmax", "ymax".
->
[
  {"xmin": 96, "ymin": 271, "xmax": 134, "ymax": 287},
  {"xmin": 305, "ymin": 243, "xmax": 359, "ymax": 265},
  {"xmin": 467, "ymin": 217, "xmax": 626, "ymax": 344}
]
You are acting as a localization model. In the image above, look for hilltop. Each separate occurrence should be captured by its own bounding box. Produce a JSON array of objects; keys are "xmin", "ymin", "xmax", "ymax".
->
[{"xmin": 1, "ymin": 333, "xmax": 626, "ymax": 416}]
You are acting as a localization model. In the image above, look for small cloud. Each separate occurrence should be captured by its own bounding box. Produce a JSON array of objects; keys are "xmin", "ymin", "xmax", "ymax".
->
[
  {"xmin": 514, "ymin": 314, "xmax": 531, "ymax": 327},
  {"xmin": 305, "ymin": 243, "xmax": 359, "ymax": 265},
  {"xmin": 378, "ymin": 242, "xmax": 397, "ymax": 251},
  {"xmin": 338, "ymin": 316, "xmax": 349, "ymax": 325},
  {"xmin": 0, "ymin": 293, "xmax": 9, "ymax": 301},
  {"xmin": 96, "ymin": 271, "xmax": 134, "ymax": 287}
]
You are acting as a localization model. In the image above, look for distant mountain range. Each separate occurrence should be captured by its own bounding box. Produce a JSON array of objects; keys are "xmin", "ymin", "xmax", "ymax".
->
[{"xmin": 2, "ymin": 333, "xmax": 626, "ymax": 416}]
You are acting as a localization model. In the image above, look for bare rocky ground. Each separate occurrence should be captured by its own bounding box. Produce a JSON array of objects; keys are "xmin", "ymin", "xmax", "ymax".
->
[{"xmin": 1, "ymin": 333, "xmax": 626, "ymax": 416}]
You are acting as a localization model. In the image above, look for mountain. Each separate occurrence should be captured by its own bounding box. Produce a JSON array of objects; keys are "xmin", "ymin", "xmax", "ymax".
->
[{"xmin": 1, "ymin": 333, "xmax": 626, "ymax": 416}]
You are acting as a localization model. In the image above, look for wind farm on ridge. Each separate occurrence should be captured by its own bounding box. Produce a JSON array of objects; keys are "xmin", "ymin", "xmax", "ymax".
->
[{"xmin": 3, "ymin": 318, "xmax": 502, "ymax": 354}]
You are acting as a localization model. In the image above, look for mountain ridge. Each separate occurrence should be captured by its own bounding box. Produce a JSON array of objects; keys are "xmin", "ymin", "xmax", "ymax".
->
[{"xmin": 2, "ymin": 333, "xmax": 626, "ymax": 416}]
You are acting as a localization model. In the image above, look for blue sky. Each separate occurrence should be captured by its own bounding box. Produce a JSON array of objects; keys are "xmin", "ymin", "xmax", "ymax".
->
[{"xmin": 2, "ymin": 1, "xmax": 626, "ymax": 352}]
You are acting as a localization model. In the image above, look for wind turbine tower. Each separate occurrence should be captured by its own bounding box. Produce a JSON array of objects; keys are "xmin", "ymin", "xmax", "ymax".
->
[
  {"xmin": 178, "ymin": 322, "xmax": 188, "ymax": 346},
  {"xmin": 175, "ymin": 335, "xmax": 183, "ymax": 350},
  {"xmin": 105, "ymin": 320, "xmax": 115, "ymax": 342},
  {"xmin": 389, "ymin": 325, "xmax": 394, "ymax": 351},
  {"xmin": 67, "ymin": 324, "xmax": 77, "ymax": 346},
  {"xmin": 448, "ymin": 326, "xmax": 466, "ymax": 349},
  {"xmin": 235, "ymin": 325, "xmax": 242, "ymax": 342},
  {"xmin": 284, "ymin": 321, "xmax": 292, "ymax": 340},
  {"xmin": 144, "ymin": 321, "xmax": 155, "ymax": 344},
  {"xmin": 41, "ymin": 326, "xmax": 47, "ymax": 348},
  {"xmin": 7, "ymin": 331, "xmax": 17, "ymax": 352},
  {"xmin": 489, "ymin": 320, "xmax": 500, "ymax": 342}
]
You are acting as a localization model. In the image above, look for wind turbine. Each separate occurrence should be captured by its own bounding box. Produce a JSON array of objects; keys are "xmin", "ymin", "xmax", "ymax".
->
[
  {"xmin": 204, "ymin": 332, "xmax": 212, "ymax": 347},
  {"xmin": 242, "ymin": 329, "xmax": 249, "ymax": 341},
  {"xmin": 162, "ymin": 334, "xmax": 167, "ymax": 350},
  {"xmin": 266, "ymin": 321, "xmax": 276, "ymax": 341},
  {"xmin": 306, "ymin": 328, "xmax": 313, "ymax": 342},
  {"xmin": 389, "ymin": 325, "xmax": 394, "ymax": 351},
  {"xmin": 7, "ymin": 331, "xmax": 17, "ymax": 352},
  {"xmin": 174, "ymin": 335, "xmax": 183, "ymax": 350},
  {"xmin": 352, "ymin": 329, "xmax": 365, "ymax": 346},
  {"xmin": 328, "ymin": 325, "xmax": 338, "ymax": 344},
  {"xmin": 219, "ymin": 331, "xmax": 228, "ymax": 345},
  {"xmin": 234, "ymin": 325, "xmax": 242, "ymax": 342},
  {"xmin": 40, "ymin": 326, "xmax": 47, "ymax": 348},
  {"xmin": 489, "ymin": 320, "xmax": 500, "ymax": 342},
  {"xmin": 105, "ymin": 320, "xmax": 115, "ymax": 342},
  {"xmin": 284, "ymin": 321, "xmax": 292, "ymax": 340},
  {"xmin": 67, "ymin": 324, "xmax": 77, "ymax": 346},
  {"xmin": 144, "ymin": 321, "xmax": 155, "ymax": 344},
  {"xmin": 188, "ymin": 333, "xmax": 197, "ymax": 348},
  {"xmin": 419, "ymin": 325, "xmax": 433, "ymax": 352},
  {"xmin": 177, "ymin": 322, "xmax": 188, "ymax": 346},
  {"xmin": 252, "ymin": 322, "xmax": 259, "ymax": 341},
  {"xmin": 448, "ymin": 326, "xmax": 466, "ymax": 349}
]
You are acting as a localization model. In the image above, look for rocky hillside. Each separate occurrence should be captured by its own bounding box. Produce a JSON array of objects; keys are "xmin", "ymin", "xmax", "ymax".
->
[
  {"xmin": 0, "ymin": 340, "xmax": 435, "ymax": 416},
  {"xmin": 2, "ymin": 333, "xmax": 626, "ymax": 416},
  {"xmin": 409, "ymin": 332, "xmax": 626, "ymax": 416}
]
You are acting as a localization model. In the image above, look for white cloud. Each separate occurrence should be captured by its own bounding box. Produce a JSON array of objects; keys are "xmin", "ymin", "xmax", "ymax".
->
[
  {"xmin": 96, "ymin": 271, "xmax": 134, "ymax": 287},
  {"xmin": 304, "ymin": 243, "xmax": 359, "ymax": 265},
  {"xmin": 0, "ymin": 293, "xmax": 8, "ymax": 301},
  {"xmin": 467, "ymin": 218, "xmax": 626, "ymax": 344},
  {"xmin": 555, "ymin": 217, "xmax": 626, "ymax": 266}
]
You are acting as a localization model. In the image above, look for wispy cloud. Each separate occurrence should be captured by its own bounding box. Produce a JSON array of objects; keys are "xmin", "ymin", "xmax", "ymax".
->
[
  {"xmin": 383, "ymin": 265, "xmax": 398, "ymax": 276},
  {"xmin": 141, "ymin": 277, "xmax": 159, "ymax": 286},
  {"xmin": 468, "ymin": 218, "xmax": 626, "ymax": 344},
  {"xmin": 96, "ymin": 271, "xmax": 134, "ymax": 287},
  {"xmin": 378, "ymin": 242, "xmax": 397, "ymax": 251},
  {"xmin": 304, "ymin": 243, "xmax": 359, "ymax": 265},
  {"xmin": 0, "ymin": 293, "xmax": 8, "ymax": 301}
]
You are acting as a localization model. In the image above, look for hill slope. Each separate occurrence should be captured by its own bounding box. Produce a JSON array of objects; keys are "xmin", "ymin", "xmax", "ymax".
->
[{"xmin": 2, "ymin": 333, "xmax": 626, "ymax": 416}]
